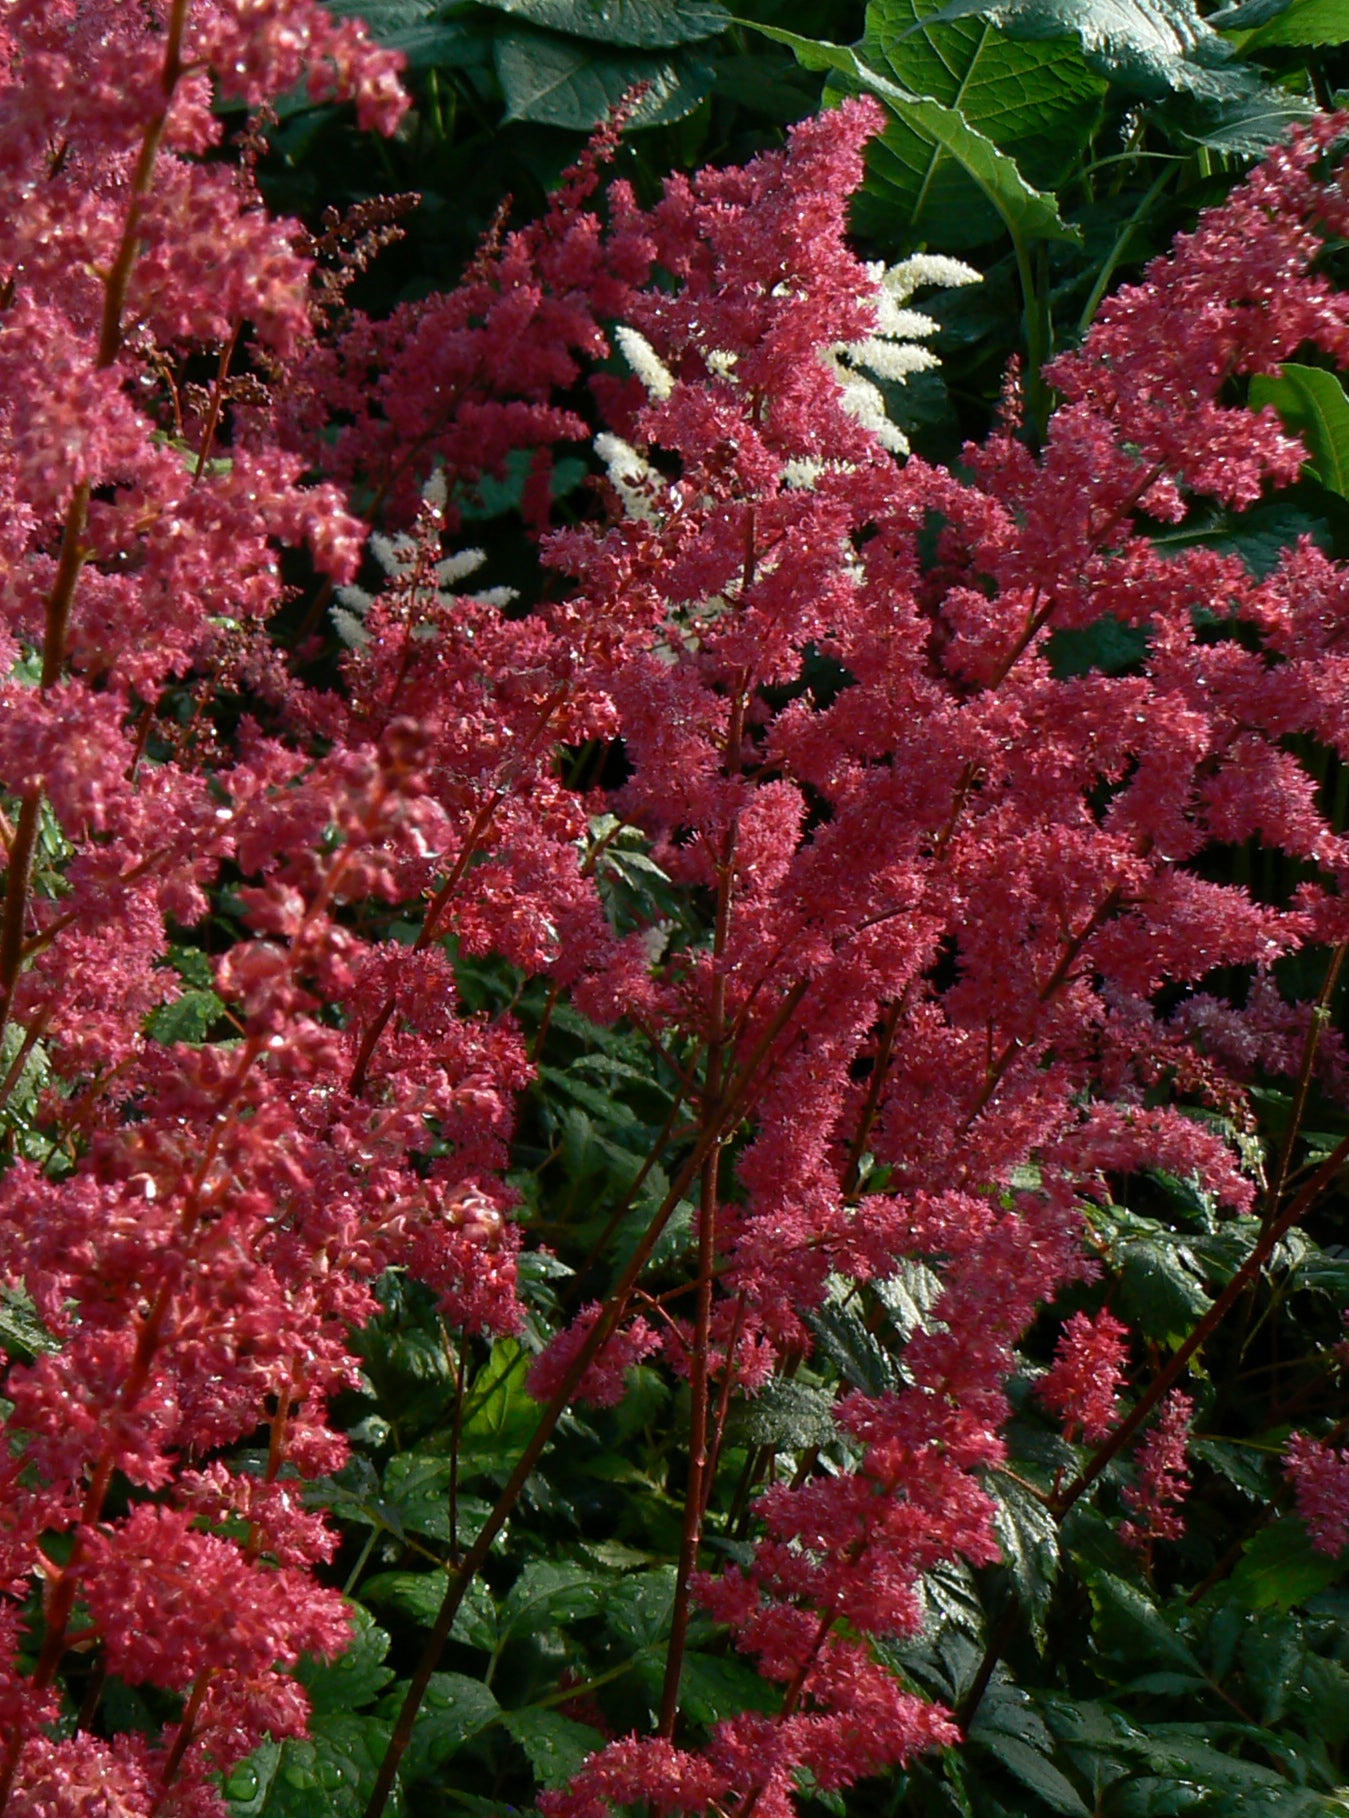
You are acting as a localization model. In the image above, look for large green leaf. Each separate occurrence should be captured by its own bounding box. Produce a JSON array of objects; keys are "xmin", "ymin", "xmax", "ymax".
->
[
  {"xmin": 1250, "ymin": 364, "xmax": 1349, "ymax": 500},
  {"xmin": 494, "ymin": 25, "xmax": 715, "ymax": 125},
  {"xmin": 747, "ymin": 24, "xmax": 1078, "ymax": 245},
  {"xmin": 324, "ymin": 0, "xmax": 493, "ymax": 67},
  {"xmin": 458, "ymin": 1337, "xmax": 542, "ymax": 1474},
  {"xmin": 0, "ymin": 1283, "xmax": 55, "ymax": 1363},
  {"xmin": 1244, "ymin": 0, "xmax": 1349, "ymax": 43},
  {"xmin": 606, "ymin": 1565, "xmax": 678, "ymax": 1649},
  {"xmin": 807, "ymin": 1299, "xmax": 899, "ymax": 1395},
  {"xmin": 475, "ymin": 0, "xmax": 729, "ymax": 46},
  {"xmin": 724, "ymin": 1378, "xmax": 838, "ymax": 1450},
  {"xmin": 1116, "ymin": 1236, "xmax": 1212, "ymax": 1346},
  {"xmin": 979, "ymin": 0, "xmax": 1259, "ymax": 100},
  {"xmin": 146, "ymin": 988, "xmax": 225, "ymax": 1045},
  {"xmin": 1172, "ymin": 84, "xmax": 1314, "ymax": 152},
  {"xmin": 866, "ymin": 0, "xmax": 1106, "ymax": 213},
  {"xmin": 634, "ymin": 1646, "xmax": 782, "ymax": 1722}
]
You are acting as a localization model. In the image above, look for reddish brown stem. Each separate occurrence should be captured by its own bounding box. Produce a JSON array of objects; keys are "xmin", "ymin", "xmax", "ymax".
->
[{"xmin": 364, "ymin": 975, "xmax": 811, "ymax": 1818}]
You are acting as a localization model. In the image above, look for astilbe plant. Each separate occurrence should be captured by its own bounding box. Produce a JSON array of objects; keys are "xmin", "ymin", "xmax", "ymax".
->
[{"xmin": 2, "ymin": 3, "xmax": 1349, "ymax": 1814}]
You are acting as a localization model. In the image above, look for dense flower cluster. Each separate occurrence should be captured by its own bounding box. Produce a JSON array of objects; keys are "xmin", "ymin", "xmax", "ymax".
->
[
  {"xmin": 1120, "ymin": 1391, "xmax": 1195, "ymax": 1551},
  {"xmin": 1038, "ymin": 1309, "xmax": 1131, "ymax": 1443},
  {"xmin": 1, "ymin": 2, "xmax": 1349, "ymax": 1813},
  {"xmin": 1286, "ymin": 1431, "xmax": 1349, "ymax": 1555}
]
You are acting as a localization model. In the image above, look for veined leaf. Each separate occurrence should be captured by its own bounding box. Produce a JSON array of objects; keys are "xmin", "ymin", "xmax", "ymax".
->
[
  {"xmin": 980, "ymin": 0, "xmax": 1260, "ymax": 101},
  {"xmin": 323, "ymin": 0, "xmax": 492, "ymax": 67},
  {"xmin": 977, "ymin": 1729, "xmax": 1092, "ymax": 1814},
  {"xmin": 990, "ymin": 1472, "xmax": 1060, "ymax": 1642},
  {"xmin": 362, "ymin": 1569, "xmax": 499, "ymax": 1652},
  {"xmin": 0, "ymin": 1283, "xmax": 55, "ymax": 1363},
  {"xmin": 146, "ymin": 988, "xmax": 225, "ymax": 1045},
  {"xmin": 1245, "ymin": 0, "xmax": 1349, "ymax": 43},
  {"xmin": 1117, "ymin": 1236, "xmax": 1212, "ymax": 1345},
  {"xmin": 866, "ymin": 0, "xmax": 1106, "ymax": 214},
  {"xmin": 807, "ymin": 1299, "xmax": 898, "ymax": 1395},
  {"xmin": 1229, "ymin": 1517, "xmax": 1341, "ymax": 1610},
  {"xmin": 606, "ymin": 1566, "xmax": 678, "ymax": 1649},
  {"xmin": 745, "ymin": 23, "xmax": 1078, "ymax": 245},
  {"xmin": 475, "ymin": 0, "xmax": 729, "ymax": 47},
  {"xmin": 1084, "ymin": 1570, "xmax": 1207, "ymax": 1677},
  {"xmin": 1174, "ymin": 85, "xmax": 1314, "ymax": 152},
  {"xmin": 499, "ymin": 1560, "xmax": 606, "ymax": 1638},
  {"xmin": 295, "ymin": 1605, "xmax": 396, "ymax": 1714},
  {"xmin": 225, "ymin": 1716, "xmax": 400, "ymax": 1818},
  {"xmin": 1250, "ymin": 364, "xmax": 1349, "ymax": 500},
  {"xmin": 725, "ymin": 1378, "xmax": 838, "ymax": 1450},
  {"xmin": 494, "ymin": 25, "xmax": 715, "ymax": 126},
  {"xmin": 388, "ymin": 1672, "xmax": 500, "ymax": 1781},
  {"xmin": 501, "ymin": 1708, "xmax": 605, "ymax": 1788}
]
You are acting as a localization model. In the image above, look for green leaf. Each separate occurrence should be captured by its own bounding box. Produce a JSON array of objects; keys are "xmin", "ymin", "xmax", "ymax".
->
[
  {"xmin": 226, "ymin": 1715, "xmax": 400, "ymax": 1818},
  {"xmin": 861, "ymin": 0, "xmax": 1106, "ymax": 227},
  {"xmin": 459, "ymin": 447, "xmax": 588, "ymax": 520},
  {"xmin": 606, "ymin": 1565, "xmax": 678, "ymax": 1648},
  {"xmin": 875, "ymin": 1257, "xmax": 944, "ymax": 1337},
  {"xmin": 746, "ymin": 23, "xmax": 1077, "ymax": 246},
  {"xmin": 1085, "ymin": 1570, "xmax": 1207, "ymax": 1678},
  {"xmin": 167, "ymin": 943, "xmax": 214, "ymax": 987},
  {"xmin": 991, "ymin": 1473, "xmax": 1060, "ymax": 1641},
  {"xmin": 725, "ymin": 1379, "xmax": 838, "ymax": 1450},
  {"xmin": 1303, "ymin": 1654, "xmax": 1349, "ymax": 1745},
  {"xmin": 0, "ymin": 1283, "xmax": 56, "ymax": 1362},
  {"xmin": 323, "ymin": 0, "xmax": 493, "ymax": 66},
  {"xmin": 362, "ymin": 1570, "xmax": 499, "ymax": 1652},
  {"xmin": 146, "ymin": 988, "xmax": 225, "ymax": 1045},
  {"xmin": 1124, "ymin": 1725, "xmax": 1292, "ymax": 1793},
  {"xmin": 1245, "ymin": 0, "xmax": 1349, "ymax": 42},
  {"xmin": 982, "ymin": 0, "xmax": 1260, "ymax": 101},
  {"xmin": 1049, "ymin": 615, "xmax": 1150, "ymax": 678},
  {"xmin": 1229, "ymin": 1518, "xmax": 1342, "ymax": 1610},
  {"xmin": 459, "ymin": 1338, "xmax": 542, "ymax": 1474},
  {"xmin": 501, "ymin": 1707, "xmax": 605, "ymax": 1787},
  {"xmin": 494, "ymin": 24, "xmax": 715, "ymax": 126},
  {"xmin": 392, "ymin": 1672, "xmax": 500, "ymax": 1781},
  {"xmin": 381, "ymin": 1453, "xmax": 455, "ymax": 1539},
  {"xmin": 1250, "ymin": 364, "xmax": 1349, "ymax": 500},
  {"xmin": 1174, "ymin": 85, "xmax": 1314, "ymax": 152},
  {"xmin": 1117, "ymin": 1237, "xmax": 1211, "ymax": 1345},
  {"xmin": 977, "ymin": 1730, "xmax": 1091, "ymax": 1814},
  {"xmin": 499, "ymin": 1560, "xmax": 606, "ymax": 1639},
  {"xmin": 807, "ymin": 1300, "xmax": 898, "ymax": 1395},
  {"xmin": 1239, "ymin": 1609, "xmax": 1303, "ymax": 1724},
  {"xmin": 637, "ymin": 1648, "xmax": 781, "ymax": 1723},
  {"xmin": 475, "ymin": 0, "xmax": 729, "ymax": 47},
  {"xmin": 1189, "ymin": 1437, "xmax": 1274, "ymax": 1502},
  {"xmin": 295, "ymin": 1605, "xmax": 396, "ymax": 1715}
]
